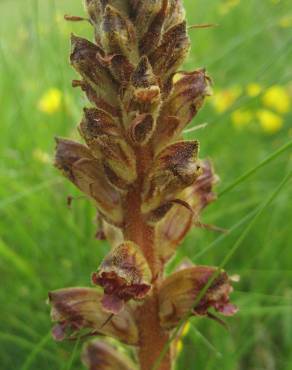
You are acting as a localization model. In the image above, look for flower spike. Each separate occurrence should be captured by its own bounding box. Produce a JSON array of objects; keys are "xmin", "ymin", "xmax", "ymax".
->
[{"xmin": 50, "ymin": 0, "xmax": 239, "ymax": 368}]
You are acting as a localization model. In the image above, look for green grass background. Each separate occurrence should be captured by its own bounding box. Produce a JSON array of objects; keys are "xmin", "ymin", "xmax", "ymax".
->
[{"xmin": 0, "ymin": 0, "xmax": 292, "ymax": 369}]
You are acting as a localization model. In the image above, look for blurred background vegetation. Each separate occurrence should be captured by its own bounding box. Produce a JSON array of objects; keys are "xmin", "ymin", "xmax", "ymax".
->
[{"xmin": 0, "ymin": 0, "xmax": 292, "ymax": 369}]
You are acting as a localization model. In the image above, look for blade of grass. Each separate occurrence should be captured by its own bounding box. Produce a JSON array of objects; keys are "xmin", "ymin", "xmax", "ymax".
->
[
  {"xmin": 189, "ymin": 325, "xmax": 222, "ymax": 358},
  {"xmin": 21, "ymin": 331, "xmax": 52, "ymax": 370},
  {"xmin": 0, "ymin": 332, "xmax": 58, "ymax": 364},
  {"xmin": 0, "ymin": 237, "xmax": 38, "ymax": 283},
  {"xmin": 0, "ymin": 178, "xmax": 61, "ymax": 209},
  {"xmin": 63, "ymin": 337, "xmax": 81, "ymax": 370},
  {"xmin": 218, "ymin": 140, "xmax": 292, "ymax": 198},
  {"xmin": 152, "ymin": 171, "xmax": 291, "ymax": 370},
  {"xmin": 193, "ymin": 206, "xmax": 258, "ymax": 260}
]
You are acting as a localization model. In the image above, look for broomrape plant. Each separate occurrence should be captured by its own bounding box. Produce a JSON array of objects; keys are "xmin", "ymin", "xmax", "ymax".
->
[{"xmin": 48, "ymin": 1, "xmax": 238, "ymax": 369}]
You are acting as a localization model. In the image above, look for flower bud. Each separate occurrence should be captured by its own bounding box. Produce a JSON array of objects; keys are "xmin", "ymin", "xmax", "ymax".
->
[
  {"xmin": 70, "ymin": 35, "xmax": 119, "ymax": 114},
  {"xmin": 131, "ymin": 0, "xmax": 164, "ymax": 39},
  {"xmin": 149, "ymin": 21, "xmax": 190, "ymax": 80},
  {"xmin": 48, "ymin": 287, "xmax": 138, "ymax": 344},
  {"xmin": 102, "ymin": 5, "xmax": 138, "ymax": 62},
  {"xmin": 80, "ymin": 107, "xmax": 120, "ymax": 141},
  {"xmin": 155, "ymin": 70, "xmax": 212, "ymax": 148},
  {"xmin": 85, "ymin": 0, "xmax": 102, "ymax": 25},
  {"xmin": 158, "ymin": 266, "xmax": 238, "ymax": 329},
  {"xmin": 86, "ymin": 1, "xmax": 130, "ymax": 27},
  {"xmin": 164, "ymin": 0, "xmax": 185, "ymax": 31},
  {"xmin": 98, "ymin": 54, "xmax": 135, "ymax": 87},
  {"xmin": 79, "ymin": 108, "xmax": 137, "ymax": 190},
  {"xmin": 128, "ymin": 113, "xmax": 155, "ymax": 145},
  {"xmin": 152, "ymin": 116, "xmax": 181, "ymax": 153},
  {"xmin": 82, "ymin": 340, "xmax": 136, "ymax": 370},
  {"xmin": 54, "ymin": 138, "xmax": 123, "ymax": 225},
  {"xmin": 156, "ymin": 203, "xmax": 193, "ymax": 263},
  {"xmin": 155, "ymin": 159, "xmax": 219, "ymax": 261},
  {"xmin": 139, "ymin": 0, "xmax": 168, "ymax": 55},
  {"xmin": 92, "ymin": 242, "xmax": 152, "ymax": 314},
  {"xmin": 123, "ymin": 56, "xmax": 161, "ymax": 124},
  {"xmin": 72, "ymin": 79, "xmax": 120, "ymax": 118},
  {"xmin": 184, "ymin": 159, "xmax": 219, "ymax": 216},
  {"xmin": 142, "ymin": 141, "xmax": 201, "ymax": 215}
]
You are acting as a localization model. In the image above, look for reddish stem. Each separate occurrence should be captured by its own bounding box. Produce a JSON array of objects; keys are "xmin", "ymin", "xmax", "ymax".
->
[{"xmin": 123, "ymin": 148, "xmax": 171, "ymax": 370}]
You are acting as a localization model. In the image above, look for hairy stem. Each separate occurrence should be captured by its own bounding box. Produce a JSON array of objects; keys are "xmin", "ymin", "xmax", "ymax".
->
[
  {"xmin": 123, "ymin": 148, "xmax": 171, "ymax": 370},
  {"xmin": 136, "ymin": 293, "xmax": 171, "ymax": 370}
]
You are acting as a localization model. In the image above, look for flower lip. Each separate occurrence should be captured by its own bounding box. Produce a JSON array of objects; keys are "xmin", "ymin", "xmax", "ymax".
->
[
  {"xmin": 193, "ymin": 270, "xmax": 238, "ymax": 316},
  {"xmin": 92, "ymin": 271, "xmax": 151, "ymax": 301}
]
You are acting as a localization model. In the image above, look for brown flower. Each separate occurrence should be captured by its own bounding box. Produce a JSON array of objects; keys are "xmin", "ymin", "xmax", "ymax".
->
[
  {"xmin": 92, "ymin": 242, "xmax": 152, "ymax": 314},
  {"xmin": 184, "ymin": 159, "xmax": 219, "ymax": 216},
  {"xmin": 149, "ymin": 21, "xmax": 190, "ymax": 81},
  {"xmin": 48, "ymin": 287, "xmax": 138, "ymax": 345},
  {"xmin": 82, "ymin": 339, "xmax": 136, "ymax": 370},
  {"xmin": 154, "ymin": 70, "xmax": 212, "ymax": 151},
  {"xmin": 70, "ymin": 34, "xmax": 119, "ymax": 115},
  {"xmin": 142, "ymin": 141, "xmax": 201, "ymax": 217},
  {"xmin": 79, "ymin": 107, "xmax": 137, "ymax": 190},
  {"xmin": 156, "ymin": 203, "xmax": 193, "ymax": 264},
  {"xmin": 158, "ymin": 266, "xmax": 238, "ymax": 329},
  {"xmin": 155, "ymin": 159, "xmax": 219, "ymax": 263},
  {"xmin": 54, "ymin": 138, "xmax": 123, "ymax": 226}
]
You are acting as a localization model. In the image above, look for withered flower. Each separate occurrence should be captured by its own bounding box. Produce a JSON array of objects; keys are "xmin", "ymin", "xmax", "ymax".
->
[
  {"xmin": 92, "ymin": 242, "xmax": 152, "ymax": 314},
  {"xmin": 158, "ymin": 266, "xmax": 238, "ymax": 329},
  {"xmin": 50, "ymin": 0, "xmax": 238, "ymax": 369},
  {"xmin": 79, "ymin": 107, "xmax": 137, "ymax": 190},
  {"xmin": 142, "ymin": 141, "xmax": 201, "ymax": 217},
  {"xmin": 156, "ymin": 159, "xmax": 219, "ymax": 264},
  {"xmin": 156, "ymin": 204, "xmax": 193, "ymax": 264},
  {"xmin": 154, "ymin": 70, "xmax": 212, "ymax": 152},
  {"xmin": 185, "ymin": 159, "xmax": 219, "ymax": 216},
  {"xmin": 48, "ymin": 287, "xmax": 138, "ymax": 345},
  {"xmin": 82, "ymin": 340, "xmax": 136, "ymax": 370},
  {"xmin": 54, "ymin": 138, "xmax": 123, "ymax": 226}
]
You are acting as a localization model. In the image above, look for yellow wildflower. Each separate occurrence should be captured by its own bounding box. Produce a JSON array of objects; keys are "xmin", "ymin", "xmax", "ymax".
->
[
  {"xmin": 257, "ymin": 109, "xmax": 283, "ymax": 134},
  {"xmin": 33, "ymin": 149, "xmax": 51, "ymax": 164},
  {"xmin": 181, "ymin": 321, "xmax": 191, "ymax": 337},
  {"xmin": 279, "ymin": 15, "xmax": 292, "ymax": 28},
  {"xmin": 176, "ymin": 340, "xmax": 183, "ymax": 355},
  {"xmin": 246, "ymin": 83, "xmax": 262, "ymax": 97},
  {"xmin": 218, "ymin": 0, "xmax": 240, "ymax": 15},
  {"xmin": 231, "ymin": 109, "xmax": 253, "ymax": 129},
  {"xmin": 213, "ymin": 86, "xmax": 241, "ymax": 113},
  {"xmin": 262, "ymin": 85, "xmax": 291, "ymax": 114},
  {"xmin": 38, "ymin": 88, "xmax": 62, "ymax": 114},
  {"xmin": 175, "ymin": 321, "xmax": 191, "ymax": 356}
]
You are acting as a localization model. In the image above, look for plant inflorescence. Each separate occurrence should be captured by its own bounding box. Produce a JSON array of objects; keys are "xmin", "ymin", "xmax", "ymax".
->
[{"xmin": 48, "ymin": 1, "xmax": 238, "ymax": 369}]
